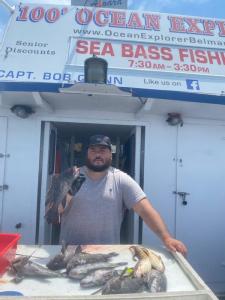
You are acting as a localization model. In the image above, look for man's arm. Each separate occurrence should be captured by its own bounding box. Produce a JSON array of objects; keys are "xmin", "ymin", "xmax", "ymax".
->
[{"xmin": 133, "ymin": 197, "xmax": 187, "ymax": 255}]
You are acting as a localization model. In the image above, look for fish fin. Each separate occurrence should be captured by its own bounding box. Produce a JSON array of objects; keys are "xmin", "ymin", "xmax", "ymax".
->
[
  {"xmin": 129, "ymin": 246, "xmax": 139, "ymax": 261},
  {"xmin": 91, "ymin": 287, "xmax": 103, "ymax": 295},
  {"xmin": 13, "ymin": 274, "xmax": 24, "ymax": 283},
  {"xmin": 108, "ymin": 252, "xmax": 119, "ymax": 257},
  {"xmin": 116, "ymin": 262, "xmax": 128, "ymax": 267},
  {"xmin": 75, "ymin": 245, "xmax": 82, "ymax": 254}
]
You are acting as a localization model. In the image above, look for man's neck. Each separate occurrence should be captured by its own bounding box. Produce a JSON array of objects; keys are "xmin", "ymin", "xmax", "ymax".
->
[{"xmin": 85, "ymin": 167, "xmax": 109, "ymax": 181}]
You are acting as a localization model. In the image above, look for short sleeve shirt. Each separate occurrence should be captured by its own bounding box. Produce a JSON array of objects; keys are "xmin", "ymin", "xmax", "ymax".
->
[{"xmin": 60, "ymin": 166, "xmax": 146, "ymax": 244}]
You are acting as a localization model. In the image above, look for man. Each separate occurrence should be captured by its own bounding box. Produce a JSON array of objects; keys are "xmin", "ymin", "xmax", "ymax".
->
[{"xmin": 60, "ymin": 134, "xmax": 187, "ymax": 255}]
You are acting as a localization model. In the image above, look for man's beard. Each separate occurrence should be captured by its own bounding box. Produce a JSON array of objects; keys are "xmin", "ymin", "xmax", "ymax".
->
[{"xmin": 85, "ymin": 157, "xmax": 112, "ymax": 172}]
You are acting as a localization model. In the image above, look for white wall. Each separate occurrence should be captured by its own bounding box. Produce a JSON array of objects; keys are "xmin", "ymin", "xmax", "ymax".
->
[
  {"xmin": 1, "ymin": 115, "xmax": 41, "ymax": 244},
  {"xmin": 142, "ymin": 115, "xmax": 178, "ymax": 248}
]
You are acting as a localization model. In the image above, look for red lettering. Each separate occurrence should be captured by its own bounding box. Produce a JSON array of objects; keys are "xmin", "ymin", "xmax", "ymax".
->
[
  {"xmin": 16, "ymin": 6, "xmax": 29, "ymax": 21},
  {"xmin": 76, "ymin": 40, "xmax": 88, "ymax": 54},
  {"xmin": 30, "ymin": 7, "xmax": 44, "ymax": 22},
  {"xmin": 127, "ymin": 12, "xmax": 143, "ymax": 29},
  {"xmin": 75, "ymin": 8, "xmax": 92, "ymax": 25},
  {"xmin": 110, "ymin": 11, "xmax": 126, "ymax": 27},
  {"xmin": 185, "ymin": 18, "xmax": 202, "ymax": 34},
  {"xmin": 189, "ymin": 49, "xmax": 196, "ymax": 63},
  {"xmin": 121, "ymin": 44, "xmax": 133, "ymax": 57},
  {"xmin": 207, "ymin": 51, "xmax": 221, "ymax": 64},
  {"xmin": 203, "ymin": 20, "xmax": 215, "ymax": 35},
  {"xmin": 195, "ymin": 50, "xmax": 208, "ymax": 63},
  {"xmin": 135, "ymin": 45, "xmax": 147, "ymax": 58},
  {"xmin": 94, "ymin": 10, "xmax": 109, "ymax": 26},
  {"xmin": 179, "ymin": 49, "xmax": 189, "ymax": 62},
  {"xmin": 168, "ymin": 16, "xmax": 186, "ymax": 33},
  {"xmin": 220, "ymin": 52, "xmax": 225, "ymax": 64},
  {"xmin": 148, "ymin": 46, "xmax": 160, "ymax": 60},
  {"xmin": 76, "ymin": 40, "xmax": 114, "ymax": 56},
  {"xmin": 143, "ymin": 13, "xmax": 160, "ymax": 30},
  {"xmin": 161, "ymin": 47, "xmax": 173, "ymax": 60},
  {"xmin": 45, "ymin": 8, "xmax": 60, "ymax": 23},
  {"xmin": 90, "ymin": 41, "xmax": 101, "ymax": 55},
  {"xmin": 101, "ymin": 43, "xmax": 114, "ymax": 56},
  {"xmin": 216, "ymin": 21, "xmax": 225, "ymax": 37}
]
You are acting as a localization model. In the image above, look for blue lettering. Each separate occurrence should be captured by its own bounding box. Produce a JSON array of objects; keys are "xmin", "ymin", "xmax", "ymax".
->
[
  {"xmin": 63, "ymin": 73, "xmax": 71, "ymax": 81},
  {"xmin": 0, "ymin": 70, "xmax": 34, "ymax": 79},
  {"xmin": 0, "ymin": 70, "xmax": 5, "ymax": 78},
  {"xmin": 27, "ymin": 71, "xmax": 34, "ymax": 79},
  {"xmin": 77, "ymin": 74, "xmax": 122, "ymax": 84},
  {"xmin": 16, "ymin": 71, "xmax": 25, "ymax": 78},
  {"xmin": 78, "ymin": 74, "xmax": 84, "ymax": 82},
  {"xmin": 43, "ymin": 72, "xmax": 71, "ymax": 81},
  {"xmin": 107, "ymin": 76, "xmax": 123, "ymax": 85},
  {"xmin": 6, "ymin": 71, "xmax": 14, "ymax": 78},
  {"xmin": 53, "ymin": 73, "xmax": 61, "ymax": 80},
  {"xmin": 43, "ymin": 72, "xmax": 51, "ymax": 80}
]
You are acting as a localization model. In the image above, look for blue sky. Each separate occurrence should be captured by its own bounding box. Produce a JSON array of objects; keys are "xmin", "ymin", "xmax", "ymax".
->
[{"xmin": 0, "ymin": 0, "xmax": 225, "ymax": 41}]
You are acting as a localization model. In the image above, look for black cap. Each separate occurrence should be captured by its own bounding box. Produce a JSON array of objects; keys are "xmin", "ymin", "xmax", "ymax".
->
[{"xmin": 88, "ymin": 135, "xmax": 111, "ymax": 150}]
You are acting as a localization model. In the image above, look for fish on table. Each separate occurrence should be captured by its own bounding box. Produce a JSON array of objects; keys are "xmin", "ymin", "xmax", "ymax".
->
[
  {"xmin": 140, "ymin": 247, "xmax": 165, "ymax": 272},
  {"xmin": 66, "ymin": 250, "xmax": 119, "ymax": 272},
  {"xmin": 68, "ymin": 261, "xmax": 127, "ymax": 280},
  {"xmin": 10, "ymin": 244, "xmax": 167, "ymax": 294},
  {"xmin": 144, "ymin": 269, "xmax": 167, "ymax": 292},
  {"xmin": 129, "ymin": 245, "xmax": 153, "ymax": 278},
  {"xmin": 100, "ymin": 268, "xmax": 167, "ymax": 294},
  {"xmin": 10, "ymin": 256, "xmax": 62, "ymax": 283},
  {"xmin": 46, "ymin": 242, "xmax": 77, "ymax": 271},
  {"xmin": 129, "ymin": 245, "xmax": 165, "ymax": 277},
  {"xmin": 101, "ymin": 275, "xmax": 145, "ymax": 294},
  {"xmin": 128, "ymin": 245, "xmax": 167, "ymax": 293},
  {"xmin": 80, "ymin": 269, "xmax": 122, "ymax": 288},
  {"xmin": 47, "ymin": 243, "xmax": 119, "ymax": 272}
]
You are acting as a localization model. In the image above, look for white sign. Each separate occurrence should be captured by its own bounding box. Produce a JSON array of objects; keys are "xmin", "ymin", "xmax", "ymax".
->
[
  {"xmin": 68, "ymin": 38, "xmax": 225, "ymax": 76},
  {"xmin": 0, "ymin": 3, "xmax": 225, "ymax": 96}
]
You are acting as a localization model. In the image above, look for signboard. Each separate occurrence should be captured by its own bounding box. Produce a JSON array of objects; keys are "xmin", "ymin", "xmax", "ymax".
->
[
  {"xmin": 69, "ymin": 38, "xmax": 225, "ymax": 76},
  {"xmin": 0, "ymin": 3, "xmax": 225, "ymax": 96},
  {"xmin": 71, "ymin": 0, "xmax": 127, "ymax": 9}
]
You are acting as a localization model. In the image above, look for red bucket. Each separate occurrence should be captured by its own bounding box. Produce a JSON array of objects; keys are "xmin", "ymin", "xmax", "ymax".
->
[{"xmin": 0, "ymin": 233, "xmax": 21, "ymax": 276}]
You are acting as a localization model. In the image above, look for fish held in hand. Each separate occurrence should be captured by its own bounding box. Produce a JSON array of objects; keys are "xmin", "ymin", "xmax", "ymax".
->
[{"xmin": 45, "ymin": 167, "xmax": 85, "ymax": 224}]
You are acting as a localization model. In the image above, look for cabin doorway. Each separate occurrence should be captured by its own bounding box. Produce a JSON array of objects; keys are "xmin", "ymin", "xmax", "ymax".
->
[{"xmin": 38, "ymin": 121, "xmax": 144, "ymax": 245}]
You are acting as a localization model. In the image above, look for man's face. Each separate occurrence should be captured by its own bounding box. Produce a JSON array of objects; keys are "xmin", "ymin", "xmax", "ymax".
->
[{"xmin": 86, "ymin": 145, "xmax": 112, "ymax": 172}]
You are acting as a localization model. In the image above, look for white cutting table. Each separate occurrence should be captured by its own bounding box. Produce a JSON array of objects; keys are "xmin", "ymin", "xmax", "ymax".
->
[{"xmin": 0, "ymin": 244, "xmax": 217, "ymax": 299}]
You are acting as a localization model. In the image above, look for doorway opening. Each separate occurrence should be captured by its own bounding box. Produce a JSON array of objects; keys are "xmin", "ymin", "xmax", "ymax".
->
[{"xmin": 41, "ymin": 121, "xmax": 143, "ymax": 245}]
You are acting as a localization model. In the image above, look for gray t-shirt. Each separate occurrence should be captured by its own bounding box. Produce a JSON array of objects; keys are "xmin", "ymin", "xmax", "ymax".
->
[{"xmin": 60, "ymin": 166, "xmax": 146, "ymax": 245}]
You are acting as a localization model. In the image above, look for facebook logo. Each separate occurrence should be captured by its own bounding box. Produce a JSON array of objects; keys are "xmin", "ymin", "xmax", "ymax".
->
[{"xmin": 186, "ymin": 79, "xmax": 200, "ymax": 90}]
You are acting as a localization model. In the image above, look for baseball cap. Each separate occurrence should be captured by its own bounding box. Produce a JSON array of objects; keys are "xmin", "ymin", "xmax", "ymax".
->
[{"xmin": 88, "ymin": 134, "xmax": 112, "ymax": 150}]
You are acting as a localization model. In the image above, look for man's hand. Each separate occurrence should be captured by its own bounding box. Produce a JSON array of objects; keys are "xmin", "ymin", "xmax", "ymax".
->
[
  {"xmin": 133, "ymin": 198, "xmax": 187, "ymax": 256},
  {"xmin": 163, "ymin": 237, "xmax": 187, "ymax": 255}
]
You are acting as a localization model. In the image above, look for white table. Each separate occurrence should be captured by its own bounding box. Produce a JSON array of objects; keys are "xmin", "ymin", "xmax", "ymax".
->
[{"xmin": 0, "ymin": 244, "xmax": 217, "ymax": 299}]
